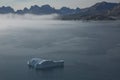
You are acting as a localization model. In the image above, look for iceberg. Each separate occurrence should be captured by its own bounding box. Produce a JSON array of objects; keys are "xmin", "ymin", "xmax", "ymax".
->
[{"xmin": 27, "ymin": 58, "xmax": 64, "ymax": 69}]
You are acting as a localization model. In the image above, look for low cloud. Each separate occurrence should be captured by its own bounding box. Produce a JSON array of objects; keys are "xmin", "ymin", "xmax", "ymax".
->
[
  {"xmin": 0, "ymin": 14, "xmax": 58, "ymax": 20},
  {"xmin": 0, "ymin": 14, "xmax": 60, "ymax": 30}
]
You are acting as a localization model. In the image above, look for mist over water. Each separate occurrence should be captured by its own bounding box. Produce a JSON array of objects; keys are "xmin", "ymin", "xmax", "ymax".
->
[
  {"xmin": 0, "ymin": 14, "xmax": 58, "ymax": 20},
  {"xmin": 0, "ymin": 14, "xmax": 61, "ymax": 31},
  {"xmin": 0, "ymin": 14, "xmax": 120, "ymax": 80}
]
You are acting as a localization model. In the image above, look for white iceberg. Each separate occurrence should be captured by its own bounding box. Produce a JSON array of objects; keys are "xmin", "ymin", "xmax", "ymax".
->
[{"xmin": 27, "ymin": 58, "xmax": 64, "ymax": 69}]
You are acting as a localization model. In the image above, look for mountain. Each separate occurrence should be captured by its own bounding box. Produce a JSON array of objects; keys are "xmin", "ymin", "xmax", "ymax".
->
[
  {"xmin": 28, "ymin": 5, "xmax": 56, "ymax": 14},
  {"xmin": 15, "ymin": 5, "xmax": 80, "ymax": 15},
  {"xmin": 0, "ymin": 6, "xmax": 14, "ymax": 14},
  {"xmin": 16, "ymin": 7, "xmax": 29, "ymax": 14},
  {"xmin": 81, "ymin": 1, "xmax": 119, "ymax": 15},
  {"xmin": 56, "ymin": 7, "xmax": 80, "ymax": 15},
  {"xmin": 0, "ymin": 5, "xmax": 80, "ymax": 15},
  {"xmin": 59, "ymin": 1, "xmax": 120, "ymax": 20},
  {"xmin": 16, "ymin": 5, "xmax": 56, "ymax": 14},
  {"xmin": 0, "ymin": 2, "xmax": 119, "ymax": 20},
  {"xmin": 108, "ymin": 4, "xmax": 120, "ymax": 17}
]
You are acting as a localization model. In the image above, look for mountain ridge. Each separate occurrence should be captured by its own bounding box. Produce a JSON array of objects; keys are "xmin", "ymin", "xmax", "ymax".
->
[
  {"xmin": 59, "ymin": 1, "xmax": 120, "ymax": 20},
  {"xmin": 0, "ymin": 1, "xmax": 120, "ymax": 20},
  {"xmin": 0, "ymin": 4, "xmax": 80, "ymax": 15}
]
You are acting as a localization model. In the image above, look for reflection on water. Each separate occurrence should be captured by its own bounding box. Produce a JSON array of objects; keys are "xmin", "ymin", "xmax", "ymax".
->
[{"xmin": 0, "ymin": 16, "xmax": 120, "ymax": 80}]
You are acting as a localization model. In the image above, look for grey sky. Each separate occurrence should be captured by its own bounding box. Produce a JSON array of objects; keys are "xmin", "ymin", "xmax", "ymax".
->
[{"xmin": 0, "ymin": 0, "xmax": 120, "ymax": 10}]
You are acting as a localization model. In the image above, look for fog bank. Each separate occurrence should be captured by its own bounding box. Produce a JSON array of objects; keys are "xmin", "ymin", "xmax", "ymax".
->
[
  {"xmin": 0, "ymin": 14, "xmax": 62, "ymax": 30},
  {"xmin": 0, "ymin": 14, "xmax": 58, "ymax": 20}
]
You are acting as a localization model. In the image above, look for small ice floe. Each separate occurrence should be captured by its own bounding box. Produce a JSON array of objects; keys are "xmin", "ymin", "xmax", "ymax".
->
[{"xmin": 27, "ymin": 58, "xmax": 64, "ymax": 69}]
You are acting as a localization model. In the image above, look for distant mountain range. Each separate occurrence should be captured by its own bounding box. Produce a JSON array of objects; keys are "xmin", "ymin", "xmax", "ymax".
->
[
  {"xmin": 0, "ymin": 1, "xmax": 120, "ymax": 20},
  {"xmin": 59, "ymin": 2, "xmax": 120, "ymax": 20},
  {"xmin": 0, "ymin": 5, "xmax": 80, "ymax": 15}
]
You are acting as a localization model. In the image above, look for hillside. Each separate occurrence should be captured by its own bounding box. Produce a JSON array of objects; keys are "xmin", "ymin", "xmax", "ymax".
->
[{"xmin": 59, "ymin": 2, "xmax": 120, "ymax": 20}]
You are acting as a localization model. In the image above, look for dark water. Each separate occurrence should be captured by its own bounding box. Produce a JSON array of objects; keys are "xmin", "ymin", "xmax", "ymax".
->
[{"xmin": 0, "ymin": 20, "xmax": 120, "ymax": 80}]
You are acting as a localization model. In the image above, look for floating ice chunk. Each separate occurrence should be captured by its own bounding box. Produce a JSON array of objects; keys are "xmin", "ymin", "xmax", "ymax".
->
[{"xmin": 27, "ymin": 58, "xmax": 64, "ymax": 69}]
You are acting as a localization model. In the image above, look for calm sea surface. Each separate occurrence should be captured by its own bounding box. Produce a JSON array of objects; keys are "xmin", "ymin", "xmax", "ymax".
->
[{"xmin": 0, "ymin": 19, "xmax": 120, "ymax": 80}]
